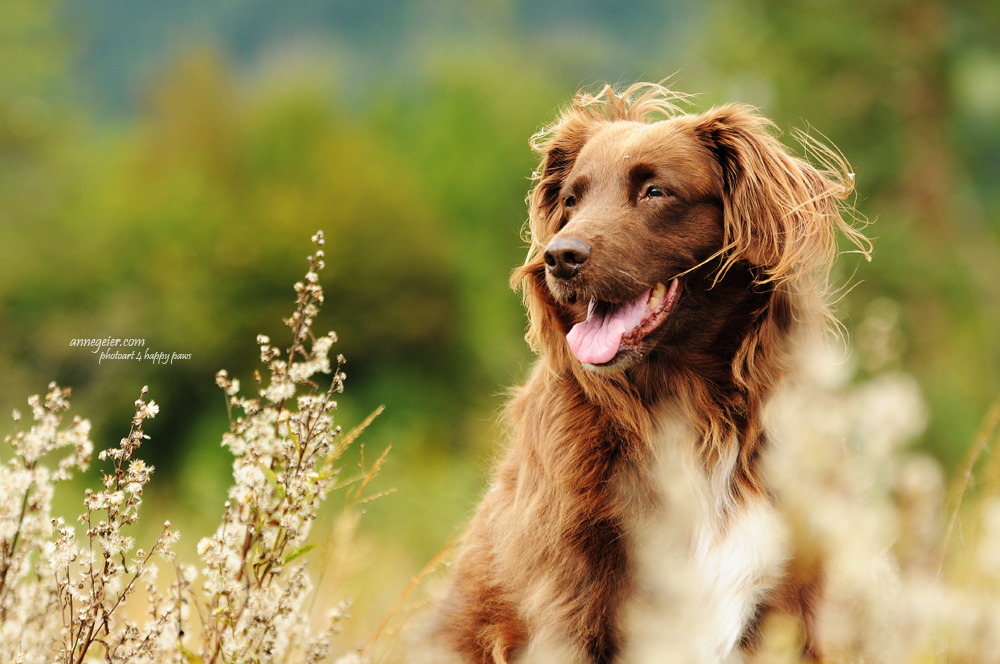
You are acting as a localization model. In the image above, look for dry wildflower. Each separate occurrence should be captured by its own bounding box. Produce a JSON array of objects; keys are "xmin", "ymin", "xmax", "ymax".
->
[
  {"xmin": 0, "ymin": 383, "xmax": 93, "ymax": 664},
  {"xmin": 0, "ymin": 232, "xmax": 384, "ymax": 663},
  {"xmin": 894, "ymin": 455, "xmax": 946, "ymax": 575},
  {"xmin": 52, "ymin": 387, "xmax": 179, "ymax": 664},
  {"xmin": 198, "ymin": 230, "xmax": 381, "ymax": 664},
  {"xmin": 764, "ymin": 338, "xmax": 926, "ymax": 663}
]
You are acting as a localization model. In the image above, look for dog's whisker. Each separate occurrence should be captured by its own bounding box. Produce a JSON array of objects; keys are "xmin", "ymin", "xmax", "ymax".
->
[{"xmin": 617, "ymin": 269, "xmax": 651, "ymax": 288}]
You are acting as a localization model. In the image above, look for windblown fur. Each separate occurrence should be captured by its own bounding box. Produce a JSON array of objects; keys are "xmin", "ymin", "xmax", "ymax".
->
[{"xmin": 431, "ymin": 83, "xmax": 878, "ymax": 664}]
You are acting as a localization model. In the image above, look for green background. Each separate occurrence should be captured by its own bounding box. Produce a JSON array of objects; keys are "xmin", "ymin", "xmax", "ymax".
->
[{"xmin": 2, "ymin": 0, "xmax": 999, "ymax": 648}]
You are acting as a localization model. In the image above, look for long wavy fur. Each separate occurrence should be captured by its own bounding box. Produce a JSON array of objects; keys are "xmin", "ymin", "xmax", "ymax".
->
[{"xmin": 433, "ymin": 82, "xmax": 874, "ymax": 664}]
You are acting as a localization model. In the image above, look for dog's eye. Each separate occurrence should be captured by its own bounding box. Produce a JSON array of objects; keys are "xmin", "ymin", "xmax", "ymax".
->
[
  {"xmin": 644, "ymin": 186, "xmax": 665, "ymax": 199},
  {"xmin": 564, "ymin": 195, "xmax": 576, "ymax": 208}
]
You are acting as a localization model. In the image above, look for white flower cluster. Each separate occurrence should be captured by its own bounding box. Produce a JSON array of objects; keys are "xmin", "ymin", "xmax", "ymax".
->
[
  {"xmin": 56, "ymin": 386, "xmax": 181, "ymax": 664},
  {"xmin": 197, "ymin": 231, "xmax": 374, "ymax": 664},
  {"xmin": 0, "ymin": 383, "xmax": 92, "ymax": 663},
  {"xmin": 0, "ymin": 233, "xmax": 380, "ymax": 663},
  {"xmin": 767, "ymin": 344, "xmax": 926, "ymax": 662},
  {"xmin": 0, "ymin": 383, "xmax": 181, "ymax": 664},
  {"xmin": 764, "ymin": 322, "xmax": 1000, "ymax": 663}
]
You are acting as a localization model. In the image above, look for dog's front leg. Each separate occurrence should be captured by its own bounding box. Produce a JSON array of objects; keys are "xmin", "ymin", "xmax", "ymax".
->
[{"xmin": 435, "ymin": 532, "xmax": 529, "ymax": 664}]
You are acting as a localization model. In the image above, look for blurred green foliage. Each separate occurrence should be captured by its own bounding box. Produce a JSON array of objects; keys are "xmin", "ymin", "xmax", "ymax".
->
[{"xmin": 1, "ymin": 0, "xmax": 999, "ymax": 618}]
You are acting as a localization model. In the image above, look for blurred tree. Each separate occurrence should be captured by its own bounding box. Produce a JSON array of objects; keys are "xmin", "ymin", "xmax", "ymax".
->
[
  {"xmin": 371, "ymin": 52, "xmax": 569, "ymax": 386},
  {"xmin": 0, "ymin": 0, "xmax": 72, "ymax": 405},
  {"xmin": 2, "ymin": 47, "xmax": 463, "ymax": 482}
]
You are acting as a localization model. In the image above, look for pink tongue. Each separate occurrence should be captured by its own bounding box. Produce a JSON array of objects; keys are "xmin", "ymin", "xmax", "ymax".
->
[{"xmin": 566, "ymin": 289, "xmax": 650, "ymax": 364}]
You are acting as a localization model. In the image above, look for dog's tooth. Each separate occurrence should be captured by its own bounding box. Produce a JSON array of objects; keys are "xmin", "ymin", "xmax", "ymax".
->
[{"xmin": 646, "ymin": 283, "xmax": 667, "ymax": 310}]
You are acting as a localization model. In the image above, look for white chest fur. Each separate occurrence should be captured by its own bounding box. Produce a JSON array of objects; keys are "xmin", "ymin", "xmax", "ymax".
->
[{"xmin": 621, "ymin": 414, "xmax": 789, "ymax": 664}]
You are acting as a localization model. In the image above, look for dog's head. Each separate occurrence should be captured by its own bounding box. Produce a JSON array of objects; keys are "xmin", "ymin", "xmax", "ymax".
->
[{"xmin": 513, "ymin": 83, "xmax": 868, "ymax": 375}]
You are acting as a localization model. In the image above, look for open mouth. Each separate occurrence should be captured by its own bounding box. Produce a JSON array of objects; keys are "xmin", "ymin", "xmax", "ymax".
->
[{"xmin": 565, "ymin": 278, "xmax": 681, "ymax": 366}]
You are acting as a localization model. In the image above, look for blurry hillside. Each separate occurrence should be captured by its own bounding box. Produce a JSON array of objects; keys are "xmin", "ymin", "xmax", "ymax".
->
[{"xmin": 1, "ymin": 0, "xmax": 999, "ymax": 640}]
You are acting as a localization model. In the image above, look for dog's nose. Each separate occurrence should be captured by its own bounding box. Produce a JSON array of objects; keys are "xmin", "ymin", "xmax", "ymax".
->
[{"xmin": 544, "ymin": 237, "xmax": 591, "ymax": 280}]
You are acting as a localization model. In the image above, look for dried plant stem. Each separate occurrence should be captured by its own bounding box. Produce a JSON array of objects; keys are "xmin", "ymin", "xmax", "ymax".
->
[
  {"xmin": 938, "ymin": 394, "xmax": 1000, "ymax": 580},
  {"xmin": 361, "ymin": 537, "xmax": 459, "ymax": 659},
  {"xmin": 0, "ymin": 466, "xmax": 33, "ymax": 597},
  {"xmin": 326, "ymin": 406, "xmax": 384, "ymax": 473}
]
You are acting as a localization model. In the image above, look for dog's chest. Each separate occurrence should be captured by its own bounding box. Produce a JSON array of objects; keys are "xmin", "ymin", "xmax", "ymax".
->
[{"xmin": 620, "ymin": 415, "xmax": 789, "ymax": 663}]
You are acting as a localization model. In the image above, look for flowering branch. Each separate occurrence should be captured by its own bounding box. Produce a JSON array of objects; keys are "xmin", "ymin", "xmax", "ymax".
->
[{"xmin": 200, "ymin": 231, "xmax": 382, "ymax": 664}]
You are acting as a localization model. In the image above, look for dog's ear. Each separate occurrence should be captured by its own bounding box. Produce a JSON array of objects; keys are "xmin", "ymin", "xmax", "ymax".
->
[
  {"xmin": 511, "ymin": 109, "xmax": 599, "ymax": 353},
  {"xmin": 526, "ymin": 112, "xmax": 597, "ymax": 242},
  {"xmin": 694, "ymin": 106, "xmax": 869, "ymax": 286}
]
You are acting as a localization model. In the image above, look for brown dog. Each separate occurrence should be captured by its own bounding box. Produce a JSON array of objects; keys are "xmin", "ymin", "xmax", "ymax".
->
[{"xmin": 432, "ymin": 83, "xmax": 872, "ymax": 664}]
